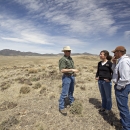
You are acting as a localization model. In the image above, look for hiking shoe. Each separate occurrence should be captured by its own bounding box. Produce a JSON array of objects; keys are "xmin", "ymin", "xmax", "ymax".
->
[
  {"xmin": 66, "ymin": 105, "xmax": 71, "ymax": 108},
  {"xmin": 103, "ymin": 110, "xmax": 110, "ymax": 115},
  {"xmin": 99, "ymin": 107, "xmax": 105, "ymax": 112},
  {"xmin": 59, "ymin": 108, "xmax": 67, "ymax": 116}
]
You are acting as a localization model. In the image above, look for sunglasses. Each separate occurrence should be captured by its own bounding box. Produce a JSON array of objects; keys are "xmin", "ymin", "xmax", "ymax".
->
[
  {"xmin": 114, "ymin": 50, "xmax": 124, "ymax": 53},
  {"xmin": 65, "ymin": 50, "xmax": 71, "ymax": 52}
]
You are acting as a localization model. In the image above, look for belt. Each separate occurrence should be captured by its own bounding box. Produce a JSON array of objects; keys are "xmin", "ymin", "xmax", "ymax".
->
[{"xmin": 64, "ymin": 73, "xmax": 74, "ymax": 76}]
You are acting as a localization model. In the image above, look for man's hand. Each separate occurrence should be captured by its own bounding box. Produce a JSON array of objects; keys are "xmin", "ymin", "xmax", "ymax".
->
[
  {"xmin": 71, "ymin": 69, "xmax": 79, "ymax": 73},
  {"xmin": 112, "ymin": 56, "xmax": 117, "ymax": 64},
  {"xmin": 61, "ymin": 69, "xmax": 78, "ymax": 73}
]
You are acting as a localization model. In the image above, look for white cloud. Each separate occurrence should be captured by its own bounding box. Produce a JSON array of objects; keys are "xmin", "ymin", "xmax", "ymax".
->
[
  {"xmin": 21, "ymin": 32, "xmax": 52, "ymax": 45},
  {"xmin": 13, "ymin": 0, "xmax": 44, "ymax": 12},
  {"xmin": 0, "ymin": 13, "xmax": 52, "ymax": 45},
  {"xmin": 50, "ymin": 36, "xmax": 87, "ymax": 46},
  {"xmin": 1, "ymin": 37, "xmax": 27, "ymax": 43},
  {"xmin": 124, "ymin": 31, "xmax": 130, "ymax": 39},
  {"xmin": 43, "ymin": 0, "xmax": 118, "ymax": 35},
  {"xmin": 0, "ymin": 13, "xmax": 87, "ymax": 54},
  {"xmin": 0, "ymin": 0, "xmax": 130, "ymax": 54},
  {"xmin": 0, "ymin": 10, "xmax": 87, "ymax": 47},
  {"xmin": 13, "ymin": 0, "xmax": 119, "ymax": 36}
]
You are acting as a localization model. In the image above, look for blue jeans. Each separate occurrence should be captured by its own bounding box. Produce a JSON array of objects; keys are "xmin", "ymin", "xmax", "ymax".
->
[
  {"xmin": 59, "ymin": 75, "xmax": 75, "ymax": 110},
  {"xmin": 98, "ymin": 80, "xmax": 112, "ymax": 110},
  {"xmin": 114, "ymin": 84, "xmax": 130, "ymax": 130}
]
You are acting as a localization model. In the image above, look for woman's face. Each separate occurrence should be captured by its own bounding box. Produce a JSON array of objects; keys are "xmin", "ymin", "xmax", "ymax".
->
[{"xmin": 99, "ymin": 52, "xmax": 106, "ymax": 60}]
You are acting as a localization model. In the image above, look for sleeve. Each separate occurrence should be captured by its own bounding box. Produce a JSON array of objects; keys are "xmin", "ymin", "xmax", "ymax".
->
[
  {"xmin": 59, "ymin": 58, "xmax": 66, "ymax": 71},
  {"xmin": 72, "ymin": 59, "xmax": 75, "ymax": 69},
  {"xmin": 117, "ymin": 60, "xmax": 130, "ymax": 88},
  {"xmin": 112, "ymin": 63, "xmax": 116, "ymax": 71},
  {"xmin": 96, "ymin": 62, "xmax": 99, "ymax": 78},
  {"xmin": 109, "ymin": 62, "xmax": 113, "ymax": 80},
  {"xmin": 110, "ymin": 62, "xmax": 113, "ymax": 74}
]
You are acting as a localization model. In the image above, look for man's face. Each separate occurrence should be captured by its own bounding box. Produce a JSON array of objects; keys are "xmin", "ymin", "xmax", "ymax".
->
[
  {"xmin": 64, "ymin": 50, "xmax": 71, "ymax": 56},
  {"xmin": 113, "ymin": 50, "xmax": 122, "ymax": 59}
]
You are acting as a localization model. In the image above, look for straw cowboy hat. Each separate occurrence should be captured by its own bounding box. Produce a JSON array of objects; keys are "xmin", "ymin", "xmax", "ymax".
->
[{"xmin": 61, "ymin": 46, "xmax": 72, "ymax": 52}]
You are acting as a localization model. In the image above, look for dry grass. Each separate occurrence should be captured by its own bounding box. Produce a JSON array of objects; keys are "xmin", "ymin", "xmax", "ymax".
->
[
  {"xmin": 20, "ymin": 86, "xmax": 31, "ymax": 94},
  {"xmin": 0, "ymin": 101, "xmax": 17, "ymax": 111},
  {"xmin": 69, "ymin": 100, "xmax": 83, "ymax": 115},
  {"xmin": 28, "ymin": 68, "xmax": 38, "ymax": 73},
  {"xmin": 0, "ymin": 82, "xmax": 11, "ymax": 91},
  {"xmin": 30, "ymin": 76, "xmax": 40, "ymax": 82},
  {"xmin": 40, "ymin": 86, "xmax": 47, "ymax": 94},
  {"xmin": 80, "ymin": 85, "xmax": 86, "ymax": 90},
  {"xmin": 33, "ymin": 82, "xmax": 41, "ymax": 89},
  {"xmin": 0, "ymin": 55, "xmax": 129, "ymax": 130},
  {"xmin": 0, "ymin": 116, "xmax": 19, "ymax": 130}
]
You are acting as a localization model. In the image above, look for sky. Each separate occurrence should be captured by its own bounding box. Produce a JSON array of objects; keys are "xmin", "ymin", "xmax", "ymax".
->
[{"xmin": 0, "ymin": 0, "xmax": 130, "ymax": 54}]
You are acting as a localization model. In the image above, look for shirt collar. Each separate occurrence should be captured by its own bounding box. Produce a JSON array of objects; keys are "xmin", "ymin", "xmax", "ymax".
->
[
  {"xmin": 64, "ymin": 55, "xmax": 70, "ymax": 59},
  {"xmin": 118, "ymin": 54, "xmax": 126, "ymax": 62}
]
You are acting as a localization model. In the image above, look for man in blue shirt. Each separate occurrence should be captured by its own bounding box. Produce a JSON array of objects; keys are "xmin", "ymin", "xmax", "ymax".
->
[{"xmin": 112, "ymin": 46, "xmax": 130, "ymax": 130}]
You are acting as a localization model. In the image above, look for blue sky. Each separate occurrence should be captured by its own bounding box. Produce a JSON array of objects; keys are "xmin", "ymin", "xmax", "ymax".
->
[{"xmin": 0, "ymin": 0, "xmax": 130, "ymax": 54}]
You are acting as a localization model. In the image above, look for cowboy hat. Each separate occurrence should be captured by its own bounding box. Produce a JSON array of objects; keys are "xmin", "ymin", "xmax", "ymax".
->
[
  {"xmin": 61, "ymin": 46, "xmax": 72, "ymax": 52},
  {"xmin": 112, "ymin": 46, "xmax": 126, "ymax": 53}
]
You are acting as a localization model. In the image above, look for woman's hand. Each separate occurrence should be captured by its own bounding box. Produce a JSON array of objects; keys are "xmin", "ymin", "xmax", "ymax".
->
[
  {"xmin": 95, "ymin": 77, "xmax": 99, "ymax": 80},
  {"xmin": 104, "ymin": 79, "xmax": 110, "ymax": 82}
]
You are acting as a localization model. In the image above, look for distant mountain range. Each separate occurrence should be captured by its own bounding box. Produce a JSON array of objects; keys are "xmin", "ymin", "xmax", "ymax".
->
[
  {"xmin": 0, "ymin": 49, "xmax": 94, "ymax": 56},
  {"xmin": 0, "ymin": 49, "xmax": 56, "ymax": 56}
]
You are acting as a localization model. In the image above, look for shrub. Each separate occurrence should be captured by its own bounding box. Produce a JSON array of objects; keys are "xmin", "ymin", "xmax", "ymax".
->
[
  {"xmin": 0, "ymin": 116, "xmax": 19, "ymax": 130},
  {"xmin": 33, "ymin": 83, "xmax": 41, "ymax": 89},
  {"xmin": 1, "ymin": 84, "xmax": 11, "ymax": 91},
  {"xmin": 76, "ymin": 84, "xmax": 80, "ymax": 87},
  {"xmin": 28, "ymin": 68, "xmax": 38, "ymax": 73},
  {"xmin": 84, "ymin": 76, "xmax": 94, "ymax": 82},
  {"xmin": 20, "ymin": 86, "xmax": 30, "ymax": 94},
  {"xmin": 76, "ymin": 80, "xmax": 86, "ymax": 84},
  {"xmin": 82, "ymin": 66, "xmax": 87, "ymax": 69},
  {"xmin": 69, "ymin": 100, "xmax": 83, "ymax": 115},
  {"xmin": 77, "ymin": 67, "xmax": 82, "ymax": 72},
  {"xmin": 15, "ymin": 77, "xmax": 24, "ymax": 84},
  {"xmin": 0, "ymin": 101, "xmax": 17, "ymax": 111},
  {"xmin": 38, "ymin": 126, "xmax": 44, "ymax": 130},
  {"xmin": 40, "ymin": 87, "xmax": 46, "ymax": 94},
  {"xmin": 37, "ymin": 68, "xmax": 42, "ymax": 72},
  {"xmin": 42, "ymin": 66, "xmax": 46, "ymax": 70},
  {"xmin": 24, "ymin": 79, "xmax": 32, "ymax": 85},
  {"xmin": 58, "ymin": 84, "xmax": 62, "ymax": 88},
  {"xmin": 30, "ymin": 76, "xmax": 40, "ymax": 81},
  {"xmin": 49, "ymin": 94, "xmax": 55, "ymax": 100},
  {"xmin": 88, "ymin": 66, "xmax": 94, "ymax": 72},
  {"xmin": 80, "ymin": 85, "xmax": 86, "ymax": 90}
]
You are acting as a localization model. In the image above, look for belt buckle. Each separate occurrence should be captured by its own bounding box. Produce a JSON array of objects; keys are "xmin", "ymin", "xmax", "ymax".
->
[{"xmin": 64, "ymin": 73, "xmax": 72, "ymax": 76}]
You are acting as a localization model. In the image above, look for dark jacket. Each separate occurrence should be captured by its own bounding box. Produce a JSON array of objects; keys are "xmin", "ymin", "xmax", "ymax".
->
[{"xmin": 96, "ymin": 61, "xmax": 113, "ymax": 81}]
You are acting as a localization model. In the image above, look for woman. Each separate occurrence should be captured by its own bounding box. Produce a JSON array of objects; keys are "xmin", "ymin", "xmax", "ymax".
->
[{"xmin": 95, "ymin": 50, "xmax": 113, "ymax": 115}]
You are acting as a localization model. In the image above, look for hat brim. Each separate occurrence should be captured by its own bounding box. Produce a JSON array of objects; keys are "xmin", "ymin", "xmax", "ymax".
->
[
  {"xmin": 61, "ymin": 49, "xmax": 72, "ymax": 52},
  {"xmin": 111, "ymin": 50, "xmax": 115, "ymax": 53}
]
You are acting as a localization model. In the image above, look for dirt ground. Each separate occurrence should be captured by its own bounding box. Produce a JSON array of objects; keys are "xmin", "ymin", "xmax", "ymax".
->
[{"xmin": 0, "ymin": 55, "xmax": 129, "ymax": 130}]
